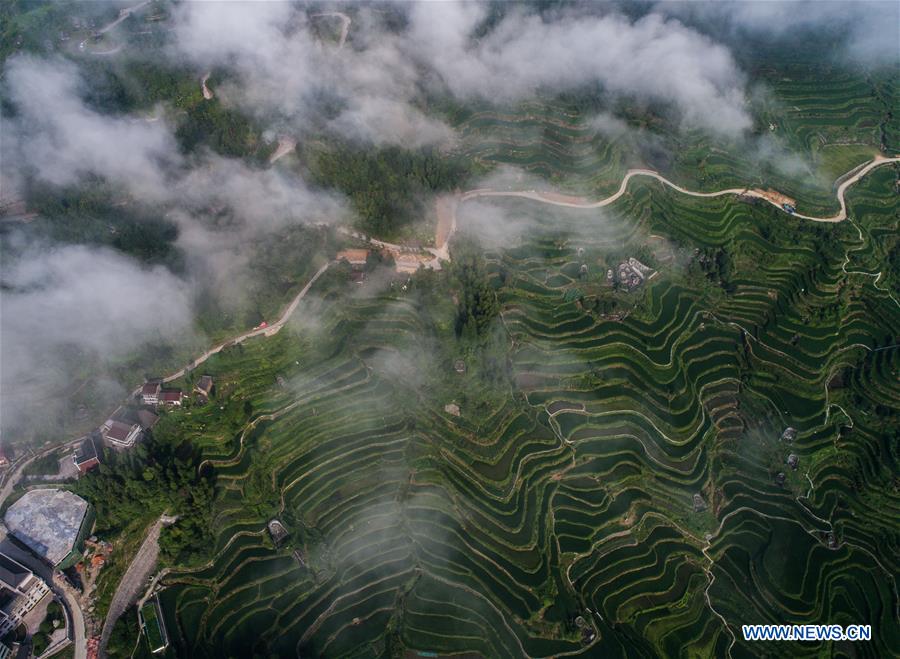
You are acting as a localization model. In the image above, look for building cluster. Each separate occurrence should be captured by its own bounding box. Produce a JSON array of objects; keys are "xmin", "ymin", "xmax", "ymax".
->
[
  {"xmin": 337, "ymin": 246, "xmax": 433, "ymax": 279},
  {"xmin": 616, "ymin": 257, "xmax": 654, "ymax": 291},
  {"xmin": 69, "ymin": 375, "xmax": 214, "ymax": 476},
  {"xmin": 0, "ymin": 488, "xmax": 94, "ymax": 654},
  {"xmin": 0, "ymin": 553, "xmax": 51, "ymax": 637},
  {"xmin": 139, "ymin": 382, "xmax": 185, "ymax": 408},
  {"xmin": 337, "ymin": 249, "xmax": 370, "ymax": 284}
]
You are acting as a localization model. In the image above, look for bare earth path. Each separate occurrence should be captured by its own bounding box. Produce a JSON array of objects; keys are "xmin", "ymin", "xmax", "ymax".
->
[
  {"xmin": 98, "ymin": 515, "xmax": 176, "ymax": 658},
  {"xmin": 159, "ymin": 261, "xmax": 331, "ymax": 385}
]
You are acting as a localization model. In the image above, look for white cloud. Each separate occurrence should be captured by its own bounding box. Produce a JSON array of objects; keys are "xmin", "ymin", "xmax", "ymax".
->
[
  {"xmin": 406, "ymin": 6, "xmax": 752, "ymax": 136},
  {"xmin": 0, "ymin": 244, "xmax": 195, "ymax": 435},
  {"xmin": 2, "ymin": 56, "xmax": 178, "ymax": 199}
]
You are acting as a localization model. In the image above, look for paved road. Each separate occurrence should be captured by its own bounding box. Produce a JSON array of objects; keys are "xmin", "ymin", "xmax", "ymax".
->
[
  {"xmin": 443, "ymin": 155, "xmax": 900, "ymax": 254},
  {"xmin": 0, "ymin": 438, "xmax": 83, "ymax": 510},
  {"xmin": 0, "ymin": 445, "xmax": 88, "ymax": 659},
  {"xmin": 98, "ymin": 516, "xmax": 166, "ymax": 658}
]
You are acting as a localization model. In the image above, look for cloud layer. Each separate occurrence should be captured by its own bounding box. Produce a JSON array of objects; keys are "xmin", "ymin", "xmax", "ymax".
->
[
  {"xmin": 407, "ymin": 5, "xmax": 752, "ymax": 135},
  {"xmin": 168, "ymin": 2, "xmax": 755, "ymax": 139},
  {"xmin": 0, "ymin": 243, "xmax": 196, "ymax": 436}
]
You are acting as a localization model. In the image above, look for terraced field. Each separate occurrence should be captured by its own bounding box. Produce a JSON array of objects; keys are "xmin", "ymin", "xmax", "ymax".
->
[
  {"xmin": 151, "ymin": 149, "xmax": 898, "ymax": 657},
  {"xmin": 450, "ymin": 64, "xmax": 896, "ymax": 217},
  {"xmin": 146, "ymin": 63, "xmax": 900, "ymax": 656}
]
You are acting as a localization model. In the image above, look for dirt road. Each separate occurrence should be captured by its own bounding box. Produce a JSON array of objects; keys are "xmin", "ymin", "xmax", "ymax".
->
[
  {"xmin": 97, "ymin": 1, "xmax": 151, "ymax": 35},
  {"xmin": 442, "ymin": 156, "xmax": 899, "ymax": 254},
  {"xmin": 159, "ymin": 261, "xmax": 331, "ymax": 385},
  {"xmin": 98, "ymin": 516, "xmax": 167, "ymax": 658},
  {"xmin": 201, "ymin": 72, "xmax": 213, "ymax": 100},
  {"xmin": 268, "ymin": 136, "xmax": 297, "ymax": 164}
]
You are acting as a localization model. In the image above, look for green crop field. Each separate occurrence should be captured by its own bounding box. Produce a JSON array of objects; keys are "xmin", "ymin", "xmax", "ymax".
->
[
  {"xmin": 152, "ymin": 89, "xmax": 899, "ymax": 655},
  {"xmin": 6, "ymin": 4, "xmax": 896, "ymax": 653}
]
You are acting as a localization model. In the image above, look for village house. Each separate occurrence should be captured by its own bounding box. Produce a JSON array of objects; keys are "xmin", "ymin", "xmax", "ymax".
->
[
  {"xmin": 101, "ymin": 419, "xmax": 142, "ymax": 449},
  {"xmin": 394, "ymin": 253, "xmax": 425, "ymax": 274},
  {"xmin": 136, "ymin": 409, "xmax": 159, "ymax": 431},
  {"xmin": 194, "ymin": 376, "xmax": 214, "ymax": 404},
  {"xmin": 336, "ymin": 249, "xmax": 369, "ymax": 267},
  {"xmin": 72, "ymin": 435, "xmax": 101, "ymax": 474},
  {"xmin": 140, "ymin": 381, "xmax": 161, "ymax": 406},
  {"xmin": 158, "ymin": 390, "xmax": 184, "ymax": 407}
]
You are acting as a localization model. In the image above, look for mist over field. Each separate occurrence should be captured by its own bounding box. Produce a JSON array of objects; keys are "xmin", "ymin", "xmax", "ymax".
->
[
  {"xmin": 2, "ymin": 0, "xmax": 895, "ymax": 442},
  {"xmin": 0, "ymin": 2, "xmax": 897, "ymax": 658}
]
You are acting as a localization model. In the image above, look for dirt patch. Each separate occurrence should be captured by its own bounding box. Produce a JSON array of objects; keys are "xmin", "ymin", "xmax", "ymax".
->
[
  {"xmin": 268, "ymin": 136, "xmax": 297, "ymax": 164},
  {"xmin": 752, "ymin": 188, "xmax": 796, "ymax": 208},
  {"xmin": 434, "ymin": 195, "xmax": 457, "ymax": 250},
  {"xmin": 201, "ymin": 72, "xmax": 213, "ymax": 100}
]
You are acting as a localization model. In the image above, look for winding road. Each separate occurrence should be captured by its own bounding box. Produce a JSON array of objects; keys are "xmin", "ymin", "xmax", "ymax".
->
[
  {"xmin": 159, "ymin": 261, "xmax": 331, "ymax": 385},
  {"xmin": 437, "ymin": 155, "xmax": 900, "ymax": 254},
  {"xmin": 40, "ymin": 152, "xmax": 896, "ymax": 658}
]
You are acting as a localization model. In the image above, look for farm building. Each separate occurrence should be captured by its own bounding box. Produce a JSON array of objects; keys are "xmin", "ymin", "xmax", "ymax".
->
[
  {"xmin": 195, "ymin": 375, "xmax": 214, "ymax": 396},
  {"xmin": 0, "ymin": 552, "xmax": 50, "ymax": 637},
  {"xmin": 4, "ymin": 489, "xmax": 93, "ymax": 567},
  {"xmin": 194, "ymin": 376, "xmax": 214, "ymax": 404}
]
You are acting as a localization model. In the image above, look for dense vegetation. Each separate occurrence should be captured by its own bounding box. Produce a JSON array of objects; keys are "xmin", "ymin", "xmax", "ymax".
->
[
  {"xmin": 3, "ymin": 3, "xmax": 898, "ymax": 656},
  {"xmin": 23, "ymin": 180, "xmax": 181, "ymax": 267},
  {"xmin": 146, "ymin": 152, "xmax": 898, "ymax": 657},
  {"xmin": 305, "ymin": 143, "xmax": 469, "ymax": 238},
  {"xmin": 73, "ymin": 434, "xmax": 215, "ymax": 564}
]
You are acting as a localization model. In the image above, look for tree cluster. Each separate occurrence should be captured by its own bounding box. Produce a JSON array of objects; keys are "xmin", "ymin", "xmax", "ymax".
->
[
  {"xmin": 73, "ymin": 436, "xmax": 215, "ymax": 566},
  {"xmin": 692, "ymin": 246, "xmax": 735, "ymax": 293},
  {"xmin": 306, "ymin": 143, "xmax": 468, "ymax": 237},
  {"xmin": 23, "ymin": 179, "xmax": 181, "ymax": 268},
  {"xmin": 450, "ymin": 238, "xmax": 500, "ymax": 341}
]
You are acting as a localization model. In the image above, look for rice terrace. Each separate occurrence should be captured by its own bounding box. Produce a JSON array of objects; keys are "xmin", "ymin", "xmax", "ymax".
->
[{"xmin": 0, "ymin": 2, "xmax": 898, "ymax": 658}]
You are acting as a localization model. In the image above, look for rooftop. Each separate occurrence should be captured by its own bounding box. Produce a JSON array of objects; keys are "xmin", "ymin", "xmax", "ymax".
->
[
  {"xmin": 136, "ymin": 409, "xmax": 159, "ymax": 430},
  {"xmin": 196, "ymin": 375, "xmax": 214, "ymax": 394},
  {"xmin": 4, "ymin": 489, "xmax": 89, "ymax": 565},
  {"xmin": 74, "ymin": 436, "xmax": 99, "ymax": 465},
  {"xmin": 0, "ymin": 554, "xmax": 32, "ymax": 592},
  {"xmin": 104, "ymin": 421, "xmax": 137, "ymax": 443}
]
